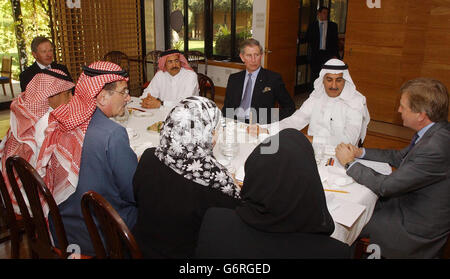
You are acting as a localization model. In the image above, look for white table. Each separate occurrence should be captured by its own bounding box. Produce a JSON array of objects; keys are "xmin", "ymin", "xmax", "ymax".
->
[{"xmin": 122, "ymin": 97, "xmax": 380, "ymax": 246}]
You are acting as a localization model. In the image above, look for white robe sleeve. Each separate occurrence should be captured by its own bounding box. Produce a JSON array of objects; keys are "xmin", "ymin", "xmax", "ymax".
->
[
  {"xmin": 265, "ymin": 96, "xmax": 314, "ymax": 135},
  {"xmin": 142, "ymin": 72, "xmax": 162, "ymax": 99}
]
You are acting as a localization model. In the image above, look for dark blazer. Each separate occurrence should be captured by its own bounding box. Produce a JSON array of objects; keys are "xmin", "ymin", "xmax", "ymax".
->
[
  {"xmin": 195, "ymin": 208, "xmax": 351, "ymax": 259},
  {"xmin": 19, "ymin": 61, "xmax": 72, "ymax": 92},
  {"xmin": 306, "ymin": 20, "xmax": 339, "ymax": 61},
  {"xmin": 221, "ymin": 68, "xmax": 295, "ymax": 124},
  {"xmin": 347, "ymin": 121, "xmax": 450, "ymax": 258}
]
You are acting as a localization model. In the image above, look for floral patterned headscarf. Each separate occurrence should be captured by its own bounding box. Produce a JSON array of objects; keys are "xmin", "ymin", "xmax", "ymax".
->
[{"xmin": 154, "ymin": 96, "xmax": 240, "ymax": 199}]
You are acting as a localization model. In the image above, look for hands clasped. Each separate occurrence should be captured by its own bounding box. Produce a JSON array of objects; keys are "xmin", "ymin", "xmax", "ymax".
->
[
  {"xmin": 140, "ymin": 93, "xmax": 161, "ymax": 109},
  {"xmin": 335, "ymin": 143, "xmax": 362, "ymax": 166}
]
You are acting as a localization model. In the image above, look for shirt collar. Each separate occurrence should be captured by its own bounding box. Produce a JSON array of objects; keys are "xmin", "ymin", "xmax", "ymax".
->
[
  {"xmin": 246, "ymin": 66, "xmax": 261, "ymax": 78},
  {"xmin": 164, "ymin": 67, "xmax": 184, "ymax": 78},
  {"xmin": 36, "ymin": 61, "xmax": 51, "ymax": 69},
  {"xmin": 417, "ymin": 122, "xmax": 435, "ymax": 141}
]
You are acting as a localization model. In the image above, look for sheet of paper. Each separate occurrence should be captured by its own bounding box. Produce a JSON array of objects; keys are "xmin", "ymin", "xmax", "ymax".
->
[
  {"xmin": 329, "ymin": 201, "xmax": 366, "ymax": 228},
  {"xmin": 355, "ymin": 159, "xmax": 392, "ymax": 175}
]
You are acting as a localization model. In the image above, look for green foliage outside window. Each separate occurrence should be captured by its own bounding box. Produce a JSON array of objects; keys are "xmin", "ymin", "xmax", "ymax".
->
[{"xmin": 0, "ymin": 0, "xmax": 51, "ymax": 80}]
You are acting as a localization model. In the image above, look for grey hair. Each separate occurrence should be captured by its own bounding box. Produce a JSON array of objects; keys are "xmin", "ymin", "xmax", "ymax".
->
[{"xmin": 239, "ymin": 38, "xmax": 263, "ymax": 54}]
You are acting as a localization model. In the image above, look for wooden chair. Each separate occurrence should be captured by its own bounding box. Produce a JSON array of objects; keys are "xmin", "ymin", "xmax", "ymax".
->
[
  {"xmin": 197, "ymin": 73, "xmax": 215, "ymax": 101},
  {"xmin": 103, "ymin": 51, "xmax": 130, "ymax": 74},
  {"xmin": 143, "ymin": 50, "xmax": 163, "ymax": 84},
  {"xmin": 441, "ymin": 234, "xmax": 450, "ymax": 259},
  {"xmin": 0, "ymin": 169, "xmax": 25, "ymax": 258},
  {"xmin": 353, "ymin": 237, "xmax": 371, "ymax": 259},
  {"xmin": 81, "ymin": 191, "xmax": 142, "ymax": 259},
  {"xmin": 5, "ymin": 155, "xmax": 71, "ymax": 259},
  {"xmin": 185, "ymin": 50, "xmax": 207, "ymax": 75},
  {"xmin": 0, "ymin": 56, "xmax": 14, "ymax": 97}
]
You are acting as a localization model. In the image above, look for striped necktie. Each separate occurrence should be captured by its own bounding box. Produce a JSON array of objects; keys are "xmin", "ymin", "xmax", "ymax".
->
[{"xmin": 239, "ymin": 73, "xmax": 253, "ymax": 118}]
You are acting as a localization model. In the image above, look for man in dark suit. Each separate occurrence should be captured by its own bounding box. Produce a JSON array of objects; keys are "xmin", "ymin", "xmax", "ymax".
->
[
  {"xmin": 306, "ymin": 7, "xmax": 339, "ymax": 92},
  {"xmin": 335, "ymin": 78, "xmax": 450, "ymax": 258},
  {"xmin": 19, "ymin": 36, "xmax": 72, "ymax": 92},
  {"xmin": 222, "ymin": 39, "xmax": 295, "ymax": 124}
]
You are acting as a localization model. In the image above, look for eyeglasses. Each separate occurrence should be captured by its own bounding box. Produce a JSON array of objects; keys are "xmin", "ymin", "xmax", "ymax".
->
[{"xmin": 109, "ymin": 88, "xmax": 130, "ymax": 97}]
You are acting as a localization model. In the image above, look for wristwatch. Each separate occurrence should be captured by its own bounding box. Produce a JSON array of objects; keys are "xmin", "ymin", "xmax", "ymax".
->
[
  {"xmin": 344, "ymin": 160, "xmax": 355, "ymax": 170},
  {"xmin": 157, "ymin": 98, "xmax": 164, "ymax": 106}
]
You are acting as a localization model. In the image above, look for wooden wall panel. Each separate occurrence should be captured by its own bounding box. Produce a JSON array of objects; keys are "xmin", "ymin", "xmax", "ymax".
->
[
  {"xmin": 265, "ymin": 0, "xmax": 299, "ymax": 96},
  {"xmin": 344, "ymin": 0, "xmax": 450, "ymax": 125},
  {"xmin": 49, "ymin": 0, "xmax": 143, "ymax": 96}
]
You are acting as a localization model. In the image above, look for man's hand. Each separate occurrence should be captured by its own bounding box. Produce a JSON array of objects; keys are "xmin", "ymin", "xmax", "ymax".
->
[
  {"xmin": 335, "ymin": 143, "xmax": 357, "ymax": 166},
  {"xmin": 246, "ymin": 124, "xmax": 268, "ymax": 137},
  {"xmin": 140, "ymin": 93, "xmax": 161, "ymax": 109}
]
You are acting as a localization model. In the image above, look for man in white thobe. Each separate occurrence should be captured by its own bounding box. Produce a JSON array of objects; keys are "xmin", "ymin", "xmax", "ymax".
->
[
  {"xmin": 141, "ymin": 49, "xmax": 199, "ymax": 108},
  {"xmin": 257, "ymin": 59, "xmax": 370, "ymax": 146}
]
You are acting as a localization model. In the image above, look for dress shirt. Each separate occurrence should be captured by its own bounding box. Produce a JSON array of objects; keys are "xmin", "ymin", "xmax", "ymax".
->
[
  {"xmin": 142, "ymin": 67, "xmax": 199, "ymax": 104},
  {"xmin": 240, "ymin": 67, "xmax": 261, "ymax": 119}
]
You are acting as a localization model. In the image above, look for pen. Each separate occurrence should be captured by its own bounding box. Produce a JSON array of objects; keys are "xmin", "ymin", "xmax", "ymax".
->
[
  {"xmin": 131, "ymin": 107, "xmax": 146, "ymax": 112},
  {"xmin": 324, "ymin": 189, "xmax": 349, "ymax": 194}
]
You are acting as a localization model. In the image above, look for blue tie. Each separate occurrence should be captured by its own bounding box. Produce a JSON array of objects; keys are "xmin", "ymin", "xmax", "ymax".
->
[
  {"xmin": 404, "ymin": 133, "xmax": 419, "ymax": 157},
  {"xmin": 239, "ymin": 73, "xmax": 253, "ymax": 118},
  {"xmin": 319, "ymin": 22, "xmax": 324, "ymax": 49}
]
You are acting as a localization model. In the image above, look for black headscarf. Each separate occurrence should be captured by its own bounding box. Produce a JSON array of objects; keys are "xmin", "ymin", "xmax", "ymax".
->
[{"xmin": 236, "ymin": 128, "xmax": 335, "ymax": 235}]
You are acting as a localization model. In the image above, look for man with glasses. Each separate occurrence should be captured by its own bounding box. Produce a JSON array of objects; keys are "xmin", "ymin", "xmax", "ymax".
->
[
  {"xmin": 37, "ymin": 61, "xmax": 138, "ymax": 256},
  {"xmin": 222, "ymin": 38, "xmax": 295, "ymax": 124},
  {"xmin": 141, "ymin": 49, "xmax": 199, "ymax": 109}
]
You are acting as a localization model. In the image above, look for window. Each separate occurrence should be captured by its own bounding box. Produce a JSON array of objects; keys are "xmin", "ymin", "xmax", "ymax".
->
[
  {"xmin": 164, "ymin": 0, "xmax": 253, "ymax": 62},
  {"xmin": 329, "ymin": 0, "xmax": 347, "ymax": 33}
]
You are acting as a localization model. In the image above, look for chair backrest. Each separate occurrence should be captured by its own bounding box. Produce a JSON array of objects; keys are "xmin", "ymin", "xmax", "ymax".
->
[
  {"xmin": 185, "ymin": 50, "xmax": 207, "ymax": 75},
  {"xmin": 197, "ymin": 73, "xmax": 215, "ymax": 101},
  {"xmin": 81, "ymin": 191, "xmax": 142, "ymax": 259},
  {"xmin": 0, "ymin": 170, "xmax": 17, "ymax": 234},
  {"xmin": 0, "ymin": 171, "xmax": 11, "ymax": 236},
  {"xmin": 143, "ymin": 50, "xmax": 163, "ymax": 82},
  {"xmin": 103, "ymin": 51, "xmax": 130, "ymax": 73},
  {"xmin": 5, "ymin": 155, "xmax": 69, "ymax": 259},
  {"xmin": 1, "ymin": 56, "xmax": 12, "ymax": 78}
]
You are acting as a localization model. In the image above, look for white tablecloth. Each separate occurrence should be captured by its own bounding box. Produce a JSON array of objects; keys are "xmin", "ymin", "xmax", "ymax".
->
[{"xmin": 122, "ymin": 97, "xmax": 380, "ymax": 245}]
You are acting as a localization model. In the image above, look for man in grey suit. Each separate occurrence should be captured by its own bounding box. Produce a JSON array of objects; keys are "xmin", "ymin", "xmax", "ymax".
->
[{"xmin": 335, "ymin": 78, "xmax": 449, "ymax": 258}]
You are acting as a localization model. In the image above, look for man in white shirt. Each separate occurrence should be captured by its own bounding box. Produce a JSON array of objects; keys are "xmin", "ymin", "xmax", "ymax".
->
[
  {"xmin": 254, "ymin": 59, "xmax": 370, "ymax": 146},
  {"xmin": 141, "ymin": 49, "xmax": 199, "ymax": 108}
]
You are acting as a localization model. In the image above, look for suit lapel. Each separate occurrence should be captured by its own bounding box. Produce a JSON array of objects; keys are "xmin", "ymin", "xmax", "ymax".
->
[
  {"xmin": 401, "ymin": 122, "xmax": 442, "ymax": 163},
  {"xmin": 235, "ymin": 70, "xmax": 246, "ymax": 107},
  {"xmin": 251, "ymin": 68, "xmax": 265, "ymax": 107}
]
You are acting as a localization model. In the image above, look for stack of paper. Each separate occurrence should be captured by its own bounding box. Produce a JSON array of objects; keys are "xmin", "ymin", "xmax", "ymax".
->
[{"xmin": 326, "ymin": 195, "xmax": 366, "ymax": 228}]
